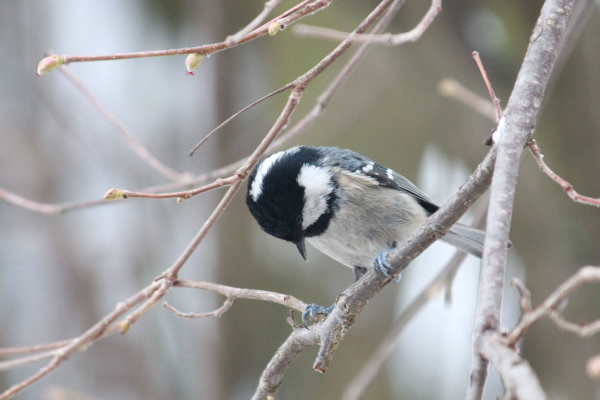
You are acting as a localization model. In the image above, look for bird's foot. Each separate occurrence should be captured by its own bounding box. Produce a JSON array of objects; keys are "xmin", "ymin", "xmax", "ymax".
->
[
  {"xmin": 373, "ymin": 249, "xmax": 401, "ymax": 283},
  {"xmin": 302, "ymin": 303, "xmax": 334, "ymax": 328}
]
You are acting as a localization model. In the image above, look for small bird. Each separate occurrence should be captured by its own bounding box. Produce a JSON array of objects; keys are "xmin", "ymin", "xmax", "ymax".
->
[{"xmin": 246, "ymin": 146, "xmax": 486, "ymax": 325}]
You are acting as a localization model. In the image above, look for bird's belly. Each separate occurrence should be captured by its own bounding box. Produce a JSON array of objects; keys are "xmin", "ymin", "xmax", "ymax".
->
[{"xmin": 306, "ymin": 206, "xmax": 427, "ymax": 269}]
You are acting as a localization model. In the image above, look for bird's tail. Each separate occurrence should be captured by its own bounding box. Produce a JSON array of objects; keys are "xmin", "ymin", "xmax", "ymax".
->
[{"xmin": 440, "ymin": 223, "xmax": 487, "ymax": 258}]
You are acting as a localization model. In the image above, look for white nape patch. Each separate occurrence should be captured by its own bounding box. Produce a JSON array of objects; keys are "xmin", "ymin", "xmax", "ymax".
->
[
  {"xmin": 250, "ymin": 147, "xmax": 300, "ymax": 201},
  {"xmin": 386, "ymin": 168, "xmax": 394, "ymax": 180},
  {"xmin": 362, "ymin": 162, "xmax": 374, "ymax": 173},
  {"xmin": 297, "ymin": 164, "xmax": 333, "ymax": 230}
]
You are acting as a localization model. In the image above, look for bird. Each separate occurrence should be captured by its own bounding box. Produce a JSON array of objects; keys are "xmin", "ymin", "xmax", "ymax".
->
[{"xmin": 246, "ymin": 146, "xmax": 487, "ymax": 326}]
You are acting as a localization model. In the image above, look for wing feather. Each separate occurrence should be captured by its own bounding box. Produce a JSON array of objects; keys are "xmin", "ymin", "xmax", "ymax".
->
[{"xmin": 320, "ymin": 147, "xmax": 439, "ymax": 215}]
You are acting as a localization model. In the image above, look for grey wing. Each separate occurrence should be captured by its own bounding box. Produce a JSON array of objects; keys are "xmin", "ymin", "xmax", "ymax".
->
[{"xmin": 319, "ymin": 147, "xmax": 439, "ymax": 214}]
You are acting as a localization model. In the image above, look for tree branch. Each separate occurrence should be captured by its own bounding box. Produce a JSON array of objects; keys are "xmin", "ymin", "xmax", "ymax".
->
[
  {"xmin": 341, "ymin": 204, "xmax": 488, "ymax": 400},
  {"xmin": 173, "ymin": 279, "xmax": 306, "ymax": 313},
  {"xmin": 508, "ymin": 266, "xmax": 600, "ymax": 344},
  {"xmin": 478, "ymin": 331, "xmax": 547, "ymax": 400},
  {"xmin": 37, "ymin": 0, "xmax": 337, "ymax": 69},
  {"xmin": 294, "ymin": 0, "xmax": 441, "ymax": 46},
  {"xmin": 527, "ymin": 140, "xmax": 600, "ymax": 207},
  {"xmin": 468, "ymin": 1, "xmax": 574, "ymax": 399}
]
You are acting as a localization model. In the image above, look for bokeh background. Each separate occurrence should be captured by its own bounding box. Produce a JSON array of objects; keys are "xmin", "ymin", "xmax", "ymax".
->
[{"xmin": 1, "ymin": 1, "xmax": 599, "ymax": 399}]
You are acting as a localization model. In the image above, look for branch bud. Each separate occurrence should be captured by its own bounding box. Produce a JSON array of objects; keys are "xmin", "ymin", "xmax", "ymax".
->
[
  {"xmin": 185, "ymin": 53, "xmax": 203, "ymax": 75},
  {"xmin": 103, "ymin": 189, "xmax": 126, "ymax": 200},
  {"xmin": 120, "ymin": 320, "xmax": 131, "ymax": 334},
  {"xmin": 36, "ymin": 55, "xmax": 64, "ymax": 76},
  {"xmin": 268, "ymin": 21, "xmax": 281, "ymax": 36}
]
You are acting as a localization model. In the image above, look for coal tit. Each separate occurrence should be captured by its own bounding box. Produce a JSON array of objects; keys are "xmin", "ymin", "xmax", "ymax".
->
[{"xmin": 246, "ymin": 146, "xmax": 486, "ymax": 324}]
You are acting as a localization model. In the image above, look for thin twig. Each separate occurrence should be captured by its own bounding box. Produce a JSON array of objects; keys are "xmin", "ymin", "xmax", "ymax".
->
[
  {"xmin": 188, "ymin": 83, "xmax": 294, "ymax": 156},
  {"xmin": 439, "ymin": 82, "xmax": 600, "ymax": 208},
  {"xmin": 105, "ymin": 176, "xmax": 237, "ymax": 201},
  {"xmin": 528, "ymin": 140, "xmax": 600, "ymax": 207},
  {"xmin": 174, "ymin": 279, "xmax": 306, "ymax": 312},
  {"xmin": 0, "ymin": 186, "xmax": 111, "ymax": 215},
  {"xmin": 507, "ymin": 266, "xmax": 600, "ymax": 344},
  {"xmin": 0, "ymin": 340, "xmax": 72, "ymax": 357},
  {"xmin": 56, "ymin": 64, "xmax": 186, "ymax": 181},
  {"xmin": 225, "ymin": 0, "xmax": 284, "ymax": 45},
  {"xmin": 294, "ymin": 0, "xmax": 441, "ymax": 46},
  {"xmin": 48, "ymin": 0, "xmax": 335, "ymax": 66},
  {"xmin": 0, "ymin": 280, "xmax": 162, "ymax": 400},
  {"xmin": 472, "ymin": 51, "xmax": 502, "ymax": 122},
  {"xmin": 164, "ymin": 298, "xmax": 234, "ymax": 319}
]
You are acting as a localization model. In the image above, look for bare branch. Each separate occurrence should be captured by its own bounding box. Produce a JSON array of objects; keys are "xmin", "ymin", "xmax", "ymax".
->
[
  {"xmin": 341, "ymin": 204, "xmax": 488, "ymax": 400},
  {"xmin": 0, "ymin": 280, "xmax": 162, "ymax": 399},
  {"xmin": 342, "ymin": 251, "xmax": 468, "ymax": 400},
  {"xmin": 164, "ymin": 298, "xmax": 234, "ymax": 319},
  {"xmin": 472, "ymin": 51, "xmax": 502, "ymax": 122},
  {"xmin": 308, "ymin": 147, "xmax": 496, "ymax": 375},
  {"xmin": 0, "ymin": 340, "xmax": 71, "ymax": 358},
  {"xmin": 252, "ymin": 326, "xmax": 319, "ymax": 400},
  {"xmin": 56, "ymin": 65, "xmax": 186, "ymax": 181},
  {"xmin": 294, "ymin": 0, "xmax": 441, "ymax": 46},
  {"xmin": 0, "ymin": 186, "xmax": 110, "ymax": 215},
  {"xmin": 439, "ymin": 81, "xmax": 600, "ymax": 209},
  {"xmin": 478, "ymin": 331, "xmax": 547, "ymax": 400},
  {"xmin": 188, "ymin": 83, "xmax": 294, "ymax": 156},
  {"xmin": 225, "ymin": 0, "xmax": 285, "ymax": 45},
  {"xmin": 174, "ymin": 279, "xmax": 306, "ymax": 312},
  {"xmin": 468, "ymin": 1, "xmax": 574, "ymax": 398},
  {"xmin": 528, "ymin": 140, "xmax": 600, "ymax": 207},
  {"xmin": 507, "ymin": 266, "xmax": 600, "ymax": 344},
  {"xmin": 43, "ymin": 0, "xmax": 336, "ymax": 67},
  {"xmin": 104, "ymin": 175, "xmax": 237, "ymax": 202}
]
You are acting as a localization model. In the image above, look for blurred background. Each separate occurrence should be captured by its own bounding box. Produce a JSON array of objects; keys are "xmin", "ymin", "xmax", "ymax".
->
[{"xmin": 1, "ymin": 0, "xmax": 599, "ymax": 399}]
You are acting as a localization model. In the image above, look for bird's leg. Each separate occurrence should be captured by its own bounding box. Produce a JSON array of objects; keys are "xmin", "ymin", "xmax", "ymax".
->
[{"xmin": 353, "ymin": 266, "xmax": 367, "ymax": 282}]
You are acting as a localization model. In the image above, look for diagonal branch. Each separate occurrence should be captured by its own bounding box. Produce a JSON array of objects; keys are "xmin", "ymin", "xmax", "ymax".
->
[
  {"xmin": 311, "ymin": 146, "xmax": 497, "ymax": 373},
  {"xmin": 528, "ymin": 140, "xmax": 600, "ymax": 207},
  {"xmin": 56, "ymin": 65, "xmax": 186, "ymax": 181},
  {"xmin": 341, "ymin": 204, "xmax": 488, "ymax": 400},
  {"xmin": 294, "ymin": 0, "xmax": 441, "ymax": 46}
]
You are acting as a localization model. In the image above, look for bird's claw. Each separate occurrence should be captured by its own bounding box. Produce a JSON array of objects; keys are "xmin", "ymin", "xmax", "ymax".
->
[
  {"xmin": 302, "ymin": 303, "xmax": 334, "ymax": 328},
  {"xmin": 373, "ymin": 249, "xmax": 401, "ymax": 283}
]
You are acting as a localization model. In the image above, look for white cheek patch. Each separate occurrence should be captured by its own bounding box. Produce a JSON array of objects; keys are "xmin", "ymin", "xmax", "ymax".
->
[
  {"xmin": 249, "ymin": 147, "xmax": 299, "ymax": 201},
  {"xmin": 297, "ymin": 164, "xmax": 333, "ymax": 230}
]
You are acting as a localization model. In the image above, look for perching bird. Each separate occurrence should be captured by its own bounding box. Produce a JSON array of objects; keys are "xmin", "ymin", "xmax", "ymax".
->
[{"xmin": 246, "ymin": 146, "xmax": 487, "ymax": 325}]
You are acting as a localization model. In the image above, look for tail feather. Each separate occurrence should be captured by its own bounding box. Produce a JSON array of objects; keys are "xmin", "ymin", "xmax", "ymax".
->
[{"xmin": 440, "ymin": 223, "xmax": 486, "ymax": 258}]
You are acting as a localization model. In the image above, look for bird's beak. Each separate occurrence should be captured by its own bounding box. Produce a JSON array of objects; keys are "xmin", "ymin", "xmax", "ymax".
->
[{"xmin": 295, "ymin": 239, "xmax": 308, "ymax": 262}]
